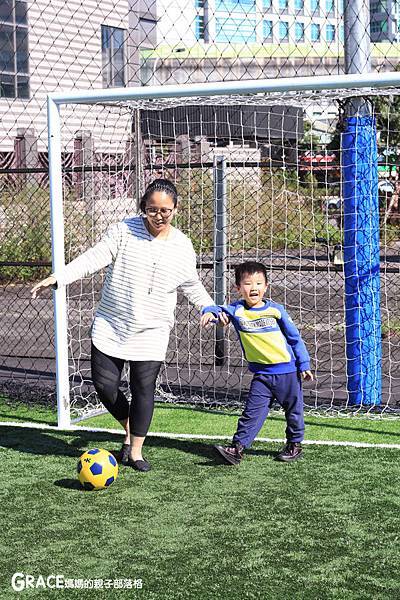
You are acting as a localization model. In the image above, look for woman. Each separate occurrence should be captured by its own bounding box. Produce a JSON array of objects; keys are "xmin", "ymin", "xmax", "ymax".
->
[{"xmin": 31, "ymin": 179, "xmax": 217, "ymax": 472}]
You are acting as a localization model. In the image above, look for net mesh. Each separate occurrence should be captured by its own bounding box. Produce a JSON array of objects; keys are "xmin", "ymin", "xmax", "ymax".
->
[{"xmin": 51, "ymin": 87, "xmax": 400, "ymax": 419}]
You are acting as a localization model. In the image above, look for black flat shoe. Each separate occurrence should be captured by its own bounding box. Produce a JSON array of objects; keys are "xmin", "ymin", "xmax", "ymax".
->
[
  {"xmin": 126, "ymin": 458, "xmax": 151, "ymax": 472},
  {"xmin": 119, "ymin": 443, "xmax": 131, "ymax": 465}
]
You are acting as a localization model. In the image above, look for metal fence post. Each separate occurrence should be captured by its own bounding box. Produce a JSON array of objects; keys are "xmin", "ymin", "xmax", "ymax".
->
[
  {"xmin": 134, "ymin": 109, "xmax": 143, "ymax": 211},
  {"xmin": 213, "ymin": 155, "xmax": 227, "ymax": 366},
  {"xmin": 74, "ymin": 130, "xmax": 94, "ymax": 206},
  {"xmin": 14, "ymin": 128, "xmax": 38, "ymax": 191}
]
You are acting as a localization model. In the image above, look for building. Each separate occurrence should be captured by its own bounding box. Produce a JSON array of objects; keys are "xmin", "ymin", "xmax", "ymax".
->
[
  {"xmin": 155, "ymin": 0, "xmax": 400, "ymax": 51},
  {"xmin": 1, "ymin": 0, "xmax": 399, "ymax": 155},
  {"xmin": 128, "ymin": 0, "xmax": 158, "ymax": 79},
  {"xmin": 156, "ymin": 0, "xmax": 345, "ymax": 47},
  {"xmin": 370, "ymin": 0, "xmax": 400, "ymax": 42},
  {"xmin": 0, "ymin": 0, "xmax": 136, "ymax": 151}
]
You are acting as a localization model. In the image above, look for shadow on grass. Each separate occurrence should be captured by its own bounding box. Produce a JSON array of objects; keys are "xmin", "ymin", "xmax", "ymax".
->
[
  {"xmin": 155, "ymin": 404, "xmax": 400, "ymax": 439},
  {"xmin": 302, "ymin": 417, "xmax": 400, "ymax": 439},
  {"xmin": 54, "ymin": 478, "xmax": 84, "ymax": 491},
  {"xmin": 2, "ymin": 400, "xmax": 399, "ymax": 441},
  {"xmin": 200, "ymin": 446, "xmax": 278, "ymax": 467},
  {"xmin": 0, "ymin": 409, "xmax": 56, "ymax": 426},
  {"xmin": 54, "ymin": 478, "xmax": 119, "ymax": 492},
  {"xmin": 0, "ymin": 426, "xmax": 122, "ymax": 458},
  {"xmin": 0, "ymin": 425, "xmax": 278, "ymax": 467}
]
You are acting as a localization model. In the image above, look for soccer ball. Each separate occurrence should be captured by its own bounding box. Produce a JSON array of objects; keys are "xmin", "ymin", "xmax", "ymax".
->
[{"xmin": 77, "ymin": 448, "xmax": 118, "ymax": 491}]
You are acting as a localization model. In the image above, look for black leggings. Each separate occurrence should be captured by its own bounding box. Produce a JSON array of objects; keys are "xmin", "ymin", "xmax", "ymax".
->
[{"xmin": 91, "ymin": 343, "xmax": 162, "ymax": 437}]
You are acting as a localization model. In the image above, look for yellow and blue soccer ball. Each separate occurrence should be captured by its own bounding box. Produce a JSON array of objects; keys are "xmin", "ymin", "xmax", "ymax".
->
[{"xmin": 77, "ymin": 448, "xmax": 118, "ymax": 491}]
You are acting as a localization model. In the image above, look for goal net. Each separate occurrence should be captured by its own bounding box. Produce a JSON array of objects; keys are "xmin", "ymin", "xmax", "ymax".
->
[{"xmin": 50, "ymin": 77, "xmax": 400, "ymax": 424}]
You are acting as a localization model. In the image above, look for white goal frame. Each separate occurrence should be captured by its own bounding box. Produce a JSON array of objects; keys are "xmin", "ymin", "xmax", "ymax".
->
[{"xmin": 48, "ymin": 71, "xmax": 400, "ymax": 428}]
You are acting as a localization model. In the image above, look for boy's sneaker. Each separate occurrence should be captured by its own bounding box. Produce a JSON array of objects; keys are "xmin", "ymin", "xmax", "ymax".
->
[
  {"xmin": 276, "ymin": 442, "xmax": 303, "ymax": 462},
  {"xmin": 214, "ymin": 442, "xmax": 244, "ymax": 465}
]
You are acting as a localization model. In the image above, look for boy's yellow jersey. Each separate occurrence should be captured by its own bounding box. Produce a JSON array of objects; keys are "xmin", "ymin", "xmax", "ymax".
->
[{"xmin": 203, "ymin": 300, "xmax": 310, "ymax": 375}]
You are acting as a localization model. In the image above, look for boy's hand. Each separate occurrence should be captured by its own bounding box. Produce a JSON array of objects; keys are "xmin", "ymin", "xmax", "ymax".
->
[
  {"xmin": 301, "ymin": 370, "xmax": 313, "ymax": 382},
  {"xmin": 31, "ymin": 275, "xmax": 57, "ymax": 299}
]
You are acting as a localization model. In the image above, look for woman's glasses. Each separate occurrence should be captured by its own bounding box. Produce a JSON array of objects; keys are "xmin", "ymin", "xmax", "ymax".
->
[{"xmin": 145, "ymin": 207, "xmax": 174, "ymax": 217}]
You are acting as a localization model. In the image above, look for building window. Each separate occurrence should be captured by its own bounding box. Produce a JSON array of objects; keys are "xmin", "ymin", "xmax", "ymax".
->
[
  {"xmin": 295, "ymin": 21, "xmax": 305, "ymax": 41},
  {"xmin": 326, "ymin": 23, "xmax": 335, "ymax": 41},
  {"xmin": 263, "ymin": 19, "xmax": 273, "ymax": 39},
  {"xmin": 0, "ymin": 0, "xmax": 29, "ymax": 99},
  {"xmin": 215, "ymin": 17, "xmax": 257, "ymax": 41},
  {"xmin": 101, "ymin": 25, "xmax": 126, "ymax": 88},
  {"xmin": 338, "ymin": 0, "xmax": 343, "ymax": 12},
  {"xmin": 263, "ymin": 0, "xmax": 272, "ymax": 9},
  {"xmin": 195, "ymin": 0, "xmax": 205, "ymax": 6},
  {"xmin": 310, "ymin": 0, "xmax": 320, "ymax": 12},
  {"xmin": 371, "ymin": 19, "xmax": 388, "ymax": 34},
  {"xmin": 325, "ymin": 0, "xmax": 334, "ymax": 12},
  {"xmin": 138, "ymin": 17, "xmax": 157, "ymax": 47},
  {"xmin": 279, "ymin": 0, "xmax": 288, "ymax": 10},
  {"xmin": 370, "ymin": 1, "xmax": 386, "ymax": 14},
  {"xmin": 279, "ymin": 20, "xmax": 289, "ymax": 40},
  {"xmin": 311, "ymin": 23, "xmax": 320, "ymax": 41},
  {"xmin": 195, "ymin": 15, "xmax": 205, "ymax": 40},
  {"xmin": 339, "ymin": 24, "xmax": 344, "ymax": 41},
  {"xmin": 215, "ymin": 0, "xmax": 256, "ymax": 12},
  {"xmin": 295, "ymin": 0, "xmax": 304, "ymax": 11}
]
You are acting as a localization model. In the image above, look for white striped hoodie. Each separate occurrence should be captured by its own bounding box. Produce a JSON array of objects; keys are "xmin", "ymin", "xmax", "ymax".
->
[{"xmin": 54, "ymin": 216, "xmax": 214, "ymax": 360}]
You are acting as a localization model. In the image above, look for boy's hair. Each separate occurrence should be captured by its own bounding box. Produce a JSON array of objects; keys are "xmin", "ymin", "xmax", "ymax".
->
[
  {"xmin": 140, "ymin": 179, "xmax": 178, "ymax": 213},
  {"xmin": 235, "ymin": 261, "xmax": 268, "ymax": 286}
]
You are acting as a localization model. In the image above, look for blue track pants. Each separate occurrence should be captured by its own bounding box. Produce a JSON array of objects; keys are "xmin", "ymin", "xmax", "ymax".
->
[{"xmin": 233, "ymin": 371, "xmax": 305, "ymax": 448}]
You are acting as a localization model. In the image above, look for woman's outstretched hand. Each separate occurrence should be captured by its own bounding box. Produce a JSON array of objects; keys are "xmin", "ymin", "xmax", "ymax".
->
[
  {"xmin": 200, "ymin": 312, "xmax": 230, "ymax": 328},
  {"xmin": 31, "ymin": 275, "xmax": 57, "ymax": 299}
]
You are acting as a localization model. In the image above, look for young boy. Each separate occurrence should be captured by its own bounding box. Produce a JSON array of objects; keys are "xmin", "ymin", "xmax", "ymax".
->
[{"xmin": 201, "ymin": 261, "xmax": 313, "ymax": 465}]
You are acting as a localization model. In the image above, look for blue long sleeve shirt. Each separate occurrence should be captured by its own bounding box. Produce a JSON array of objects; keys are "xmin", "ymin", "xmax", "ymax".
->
[{"xmin": 202, "ymin": 299, "xmax": 310, "ymax": 375}]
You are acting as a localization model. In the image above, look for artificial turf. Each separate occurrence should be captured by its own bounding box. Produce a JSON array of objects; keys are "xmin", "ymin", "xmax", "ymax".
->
[
  {"xmin": 1, "ymin": 398, "xmax": 400, "ymax": 446},
  {"xmin": 1, "ymin": 424, "xmax": 400, "ymax": 599}
]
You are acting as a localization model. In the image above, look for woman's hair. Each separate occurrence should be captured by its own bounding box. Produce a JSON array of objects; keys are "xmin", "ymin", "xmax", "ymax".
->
[
  {"xmin": 235, "ymin": 261, "xmax": 268, "ymax": 286},
  {"xmin": 140, "ymin": 179, "xmax": 178, "ymax": 213}
]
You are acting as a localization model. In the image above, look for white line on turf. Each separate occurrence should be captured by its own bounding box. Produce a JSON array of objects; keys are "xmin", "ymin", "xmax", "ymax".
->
[{"xmin": 1, "ymin": 420, "xmax": 400, "ymax": 449}]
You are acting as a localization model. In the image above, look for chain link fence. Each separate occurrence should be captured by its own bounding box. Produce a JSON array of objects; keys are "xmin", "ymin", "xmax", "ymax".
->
[{"xmin": 1, "ymin": 1, "xmax": 400, "ymax": 414}]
